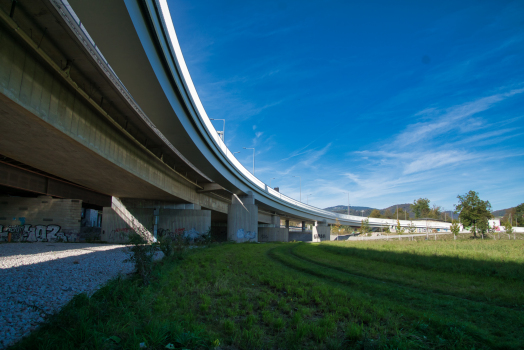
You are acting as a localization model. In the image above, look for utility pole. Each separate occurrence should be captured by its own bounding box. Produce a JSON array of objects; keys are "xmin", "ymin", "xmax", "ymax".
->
[{"xmin": 396, "ymin": 205, "xmax": 398, "ymax": 220}]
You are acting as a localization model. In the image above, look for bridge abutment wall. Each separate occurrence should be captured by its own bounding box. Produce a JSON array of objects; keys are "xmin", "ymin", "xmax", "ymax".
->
[{"xmin": 0, "ymin": 196, "xmax": 82, "ymax": 242}]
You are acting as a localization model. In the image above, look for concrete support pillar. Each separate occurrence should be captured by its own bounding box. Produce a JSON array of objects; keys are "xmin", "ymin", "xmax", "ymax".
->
[
  {"xmin": 227, "ymin": 192, "xmax": 258, "ymax": 242},
  {"xmin": 312, "ymin": 220, "xmax": 330, "ymax": 242},
  {"xmin": 301, "ymin": 221, "xmax": 306, "ymax": 232},
  {"xmin": 285, "ymin": 220, "xmax": 290, "ymax": 229},
  {"xmin": 271, "ymin": 215, "xmax": 280, "ymax": 228},
  {"xmin": 102, "ymin": 197, "xmax": 155, "ymax": 243}
]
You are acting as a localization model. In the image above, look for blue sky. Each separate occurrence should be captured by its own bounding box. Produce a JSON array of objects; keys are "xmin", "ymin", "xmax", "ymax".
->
[{"xmin": 167, "ymin": 0, "xmax": 524, "ymax": 211}]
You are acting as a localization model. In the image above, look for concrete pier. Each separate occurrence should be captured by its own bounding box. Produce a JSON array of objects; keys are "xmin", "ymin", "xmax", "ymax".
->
[
  {"xmin": 312, "ymin": 220, "xmax": 330, "ymax": 242},
  {"xmin": 227, "ymin": 192, "xmax": 258, "ymax": 242}
]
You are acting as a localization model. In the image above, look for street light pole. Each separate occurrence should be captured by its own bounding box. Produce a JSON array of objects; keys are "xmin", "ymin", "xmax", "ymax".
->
[
  {"xmin": 293, "ymin": 175, "xmax": 302, "ymax": 202},
  {"xmin": 209, "ymin": 118, "xmax": 225, "ymax": 141},
  {"xmin": 347, "ymin": 192, "xmax": 350, "ymax": 216},
  {"xmin": 243, "ymin": 147, "xmax": 255, "ymax": 175},
  {"xmin": 361, "ymin": 210, "xmax": 364, "ymax": 217}
]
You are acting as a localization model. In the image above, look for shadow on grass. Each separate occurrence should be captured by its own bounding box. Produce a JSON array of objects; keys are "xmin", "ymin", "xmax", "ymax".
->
[{"xmin": 316, "ymin": 242, "xmax": 524, "ymax": 281}]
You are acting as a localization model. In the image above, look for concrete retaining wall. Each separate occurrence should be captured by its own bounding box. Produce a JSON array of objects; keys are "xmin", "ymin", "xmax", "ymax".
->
[
  {"xmin": 289, "ymin": 232, "xmax": 312, "ymax": 242},
  {"xmin": 157, "ymin": 209, "xmax": 211, "ymax": 237},
  {"xmin": 258, "ymin": 227, "xmax": 288, "ymax": 242},
  {"xmin": 0, "ymin": 196, "xmax": 81, "ymax": 242},
  {"xmin": 101, "ymin": 198, "xmax": 211, "ymax": 243}
]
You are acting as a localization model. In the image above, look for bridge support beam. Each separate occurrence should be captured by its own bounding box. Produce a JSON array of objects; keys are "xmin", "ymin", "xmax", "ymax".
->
[{"xmin": 227, "ymin": 192, "xmax": 258, "ymax": 242}]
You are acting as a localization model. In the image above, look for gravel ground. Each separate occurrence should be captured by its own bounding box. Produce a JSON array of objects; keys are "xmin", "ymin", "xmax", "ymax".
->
[{"xmin": 0, "ymin": 243, "xmax": 163, "ymax": 349}]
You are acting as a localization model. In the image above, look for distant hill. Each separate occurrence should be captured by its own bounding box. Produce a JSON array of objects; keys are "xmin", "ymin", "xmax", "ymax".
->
[
  {"xmin": 324, "ymin": 205, "xmax": 374, "ymax": 216},
  {"xmin": 492, "ymin": 209, "xmax": 507, "ymax": 217},
  {"xmin": 325, "ymin": 205, "xmax": 514, "ymax": 220},
  {"xmin": 324, "ymin": 204, "xmax": 414, "ymax": 218}
]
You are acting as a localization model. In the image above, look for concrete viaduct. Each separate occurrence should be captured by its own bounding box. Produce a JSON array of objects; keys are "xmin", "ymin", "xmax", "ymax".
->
[{"xmin": 0, "ymin": 0, "xmax": 452, "ymax": 244}]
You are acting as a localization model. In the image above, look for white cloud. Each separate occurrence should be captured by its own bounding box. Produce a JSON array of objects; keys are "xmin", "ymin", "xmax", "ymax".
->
[{"xmin": 393, "ymin": 88, "xmax": 524, "ymax": 148}]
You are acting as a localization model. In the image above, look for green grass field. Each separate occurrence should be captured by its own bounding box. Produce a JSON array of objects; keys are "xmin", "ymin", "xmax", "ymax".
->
[{"xmin": 12, "ymin": 239, "xmax": 524, "ymax": 350}]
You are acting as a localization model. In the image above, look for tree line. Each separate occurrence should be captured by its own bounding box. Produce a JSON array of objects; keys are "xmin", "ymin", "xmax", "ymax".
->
[
  {"xmin": 369, "ymin": 198, "xmax": 448, "ymax": 221},
  {"xmin": 368, "ymin": 190, "xmax": 523, "ymax": 238}
]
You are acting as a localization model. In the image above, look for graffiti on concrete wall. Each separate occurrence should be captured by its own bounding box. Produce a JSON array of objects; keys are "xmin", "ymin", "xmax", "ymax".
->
[
  {"xmin": 313, "ymin": 233, "xmax": 326, "ymax": 239},
  {"xmin": 107, "ymin": 227, "xmax": 139, "ymax": 242},
  {"xmin": 236, "ymin": 228, "xmax": 256, "ymax": 241},
  {"xmin": 0, "ymin": 224, "xmax": 71, "ymax": 242}
]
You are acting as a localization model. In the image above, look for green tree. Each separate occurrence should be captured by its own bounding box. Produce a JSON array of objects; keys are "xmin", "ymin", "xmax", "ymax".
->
[
  {"xmin": 369, "ymin": 209, "xmax": 382, "ymax": 218},
  {"xmin": 394, "ymin": 207, "xmax": 407, "ymax": 220},
  {"xmin": 383, "ymin": 209, "xmax": 394, "ymax": 219},
  {"xmin": 501, "ymin": 208, "xmax": 516, "ymax": 227},
  {"xmin": 504, "ymin": 220, "xmax": 513, "ymax": 235},
  {"xmin": 359, "ymin": 219, "xmax": 370, "ymax": 235},
  {"xmin": 332, "ymin": 218, "xmax": 341, "ymax": 237},
  {"xmin": 515, "ymin": 203, "xmax": 524, "ymax": 227},
  {"xmin": 407, "ymin": 221, "xmax": 417, "ymax": 234},
  {"xmin": 454, "ymin": 190, "xmax": 492, "ymax": 238},
  {"xmin": 410, "ymin": 198, "xmax": 431, "ymax": 218},
  {"xmin": 450, "ymin": 220, "xmax": 460, "ymax": 240},
  {"xmin": 396, "ymin": 219, "xmax": 405, "ymax": 235},
  {"xmin": 429, "ymin": 205, "xmax": 442, "ymax": 220}
]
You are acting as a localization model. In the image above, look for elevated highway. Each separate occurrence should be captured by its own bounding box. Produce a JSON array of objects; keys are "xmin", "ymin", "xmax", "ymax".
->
[{"xmin": 0, "ymin": 0, "xmax": 452, "ymax": 243}]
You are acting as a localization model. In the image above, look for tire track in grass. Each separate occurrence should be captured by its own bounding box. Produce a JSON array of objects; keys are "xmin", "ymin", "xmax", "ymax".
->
[
  {"xmin": 267, "ymin": 244, "xmax": 524, "ymax": 349},
  {"xmin": 291, "ymin": 243, "xmax": 523, "ymax": 311}
]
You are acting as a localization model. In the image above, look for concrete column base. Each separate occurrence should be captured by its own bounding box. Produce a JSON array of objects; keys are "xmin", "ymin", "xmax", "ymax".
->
[
  {"xmin": 227, "ymin": 192, "xmax": 258, "ymax": 242},
  {"xmin": 312, "ymin": 221, "xmax": 330, "ymax": 242}
]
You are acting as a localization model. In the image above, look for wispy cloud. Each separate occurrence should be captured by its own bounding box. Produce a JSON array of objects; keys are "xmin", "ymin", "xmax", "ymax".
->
[{"xmin": 393, "ymin": 88, "xmax": 524, "ymax": 148}]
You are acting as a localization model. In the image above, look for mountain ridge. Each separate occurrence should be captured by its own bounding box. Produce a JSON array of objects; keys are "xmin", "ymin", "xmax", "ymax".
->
[{"xmin": 324, "ymin": 204, "xmax": 513, "ymax": 219}]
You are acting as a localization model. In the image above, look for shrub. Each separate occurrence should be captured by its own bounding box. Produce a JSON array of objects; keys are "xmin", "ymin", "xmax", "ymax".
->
[{"xmin": 125, "ymin": 231, "xmax": 157, "ymax": 286}]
